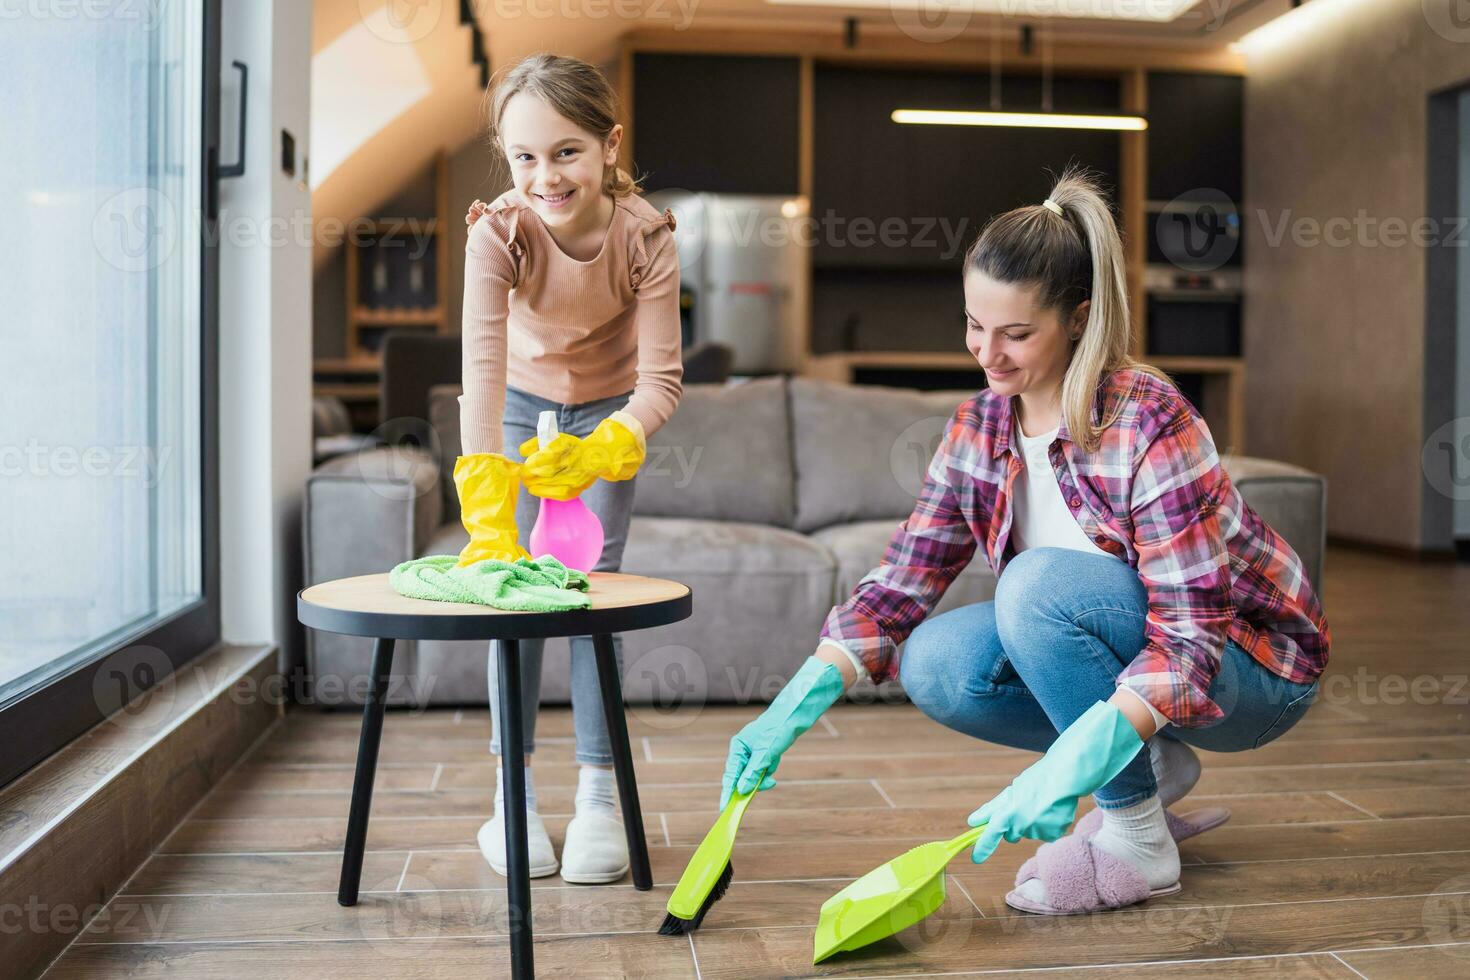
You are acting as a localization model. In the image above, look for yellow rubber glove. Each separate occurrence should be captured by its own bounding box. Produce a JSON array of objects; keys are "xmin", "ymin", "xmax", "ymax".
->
[
  {"xmin": 453, "ymin": 452, "xmax": 532, "ymax": 567},
  {"xmin": 518, "ymin": 410, "xmax": 646, "ymax": 501}
]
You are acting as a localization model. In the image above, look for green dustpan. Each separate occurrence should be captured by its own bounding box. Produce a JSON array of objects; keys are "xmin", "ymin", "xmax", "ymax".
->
[
  {"xmin": 663, "ymin": 775, "xmax": 762, "ymax": 925},
  {"xmin": 812, "ymin": 822, "xmax": 987, "ymax": 964}
]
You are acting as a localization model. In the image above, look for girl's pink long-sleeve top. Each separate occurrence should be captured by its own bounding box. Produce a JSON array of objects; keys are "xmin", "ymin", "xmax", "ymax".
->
[{"xmin": 459, "ymin": 187, "xmax": 683, "ymax": 455}]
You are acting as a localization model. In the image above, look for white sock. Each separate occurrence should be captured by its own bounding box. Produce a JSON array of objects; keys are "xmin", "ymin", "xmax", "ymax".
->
[
  {"xmin": 575, "ymin": 765, "xmax": 616, "ymax": 814},
  {"xmin": 494, "ymin": 764, "xmax": 538, "ymax": 815},
  {"xmin": 1090, "ymin": 795, "xmax": 1180, "ymax": 890},
  {"xmin": 1149, "ymin": 737, "xmax": 1201, "ymax": 807}
]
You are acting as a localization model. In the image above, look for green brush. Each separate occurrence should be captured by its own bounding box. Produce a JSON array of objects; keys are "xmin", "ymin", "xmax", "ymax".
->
[
  {"xmin": 658, "ymin": 775, "xmax": 763, "ymax": 935},
  {"xmin": 812, "ymin": 822, "xmax": 988, "ymax": 963}
]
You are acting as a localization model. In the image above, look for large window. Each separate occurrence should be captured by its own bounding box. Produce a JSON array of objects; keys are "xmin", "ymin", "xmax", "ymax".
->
[{"xmin": 0, "ymin": 0, "xmax": 220, "ymax": 786}]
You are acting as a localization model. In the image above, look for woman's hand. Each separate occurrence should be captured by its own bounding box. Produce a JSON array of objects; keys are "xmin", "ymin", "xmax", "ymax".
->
[
  {"xmin": 720, "ymin": 655, "xmax": 846, "ymax": 811},
  {"xmin": 967, "ymin": 700, "xmax": 1146, "ymax": 864}
]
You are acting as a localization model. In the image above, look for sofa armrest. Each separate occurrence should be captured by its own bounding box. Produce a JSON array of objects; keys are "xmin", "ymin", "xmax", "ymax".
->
[
  {"xmin": 303, "ymin": 446, "xmax": 444, "ymax": 585},
  {"xmin": 1221, "ymin": 454, "xmax": 1327, "ymax": 591}
]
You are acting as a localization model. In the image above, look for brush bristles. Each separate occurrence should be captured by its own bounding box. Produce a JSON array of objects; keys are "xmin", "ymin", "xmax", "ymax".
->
[{"xmin": 657, "ymin": 861, "xmax": 733, "ymax": 935}]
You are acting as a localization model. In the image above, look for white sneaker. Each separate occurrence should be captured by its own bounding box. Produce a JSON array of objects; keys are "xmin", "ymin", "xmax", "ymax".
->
[
  {"xmin": 559, "ymin": 809, "xmax": 629, "ymax": 884},
  {"xmin": 479, "ymin": 808, "xmax": 559, "ymax": 878}
]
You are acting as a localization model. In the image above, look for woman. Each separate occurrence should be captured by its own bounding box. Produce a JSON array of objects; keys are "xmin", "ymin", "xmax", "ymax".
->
[{"xmin": 721, "ymin": 167, "xmax": 1329, "ymax": 915}]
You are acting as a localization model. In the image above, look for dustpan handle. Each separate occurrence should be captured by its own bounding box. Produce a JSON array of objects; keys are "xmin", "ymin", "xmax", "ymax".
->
[{"xmin": 943, "ymin": 822, "xmax": 988, "ymax": 859}]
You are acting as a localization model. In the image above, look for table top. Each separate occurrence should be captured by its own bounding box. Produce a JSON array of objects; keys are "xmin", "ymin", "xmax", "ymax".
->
[{"xmin": 298, "ymin": 571, "xmax": 692, "ymax": 641}]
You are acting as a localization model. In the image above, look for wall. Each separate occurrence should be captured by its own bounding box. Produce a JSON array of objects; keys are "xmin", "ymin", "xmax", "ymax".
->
[
  {"xmin": 1242, "ymin": 0, "xmax": 1470, "ymax": 552},
  {"xmin": 218, "ymin": 0, "xmax": 314, "ymax": 673}
]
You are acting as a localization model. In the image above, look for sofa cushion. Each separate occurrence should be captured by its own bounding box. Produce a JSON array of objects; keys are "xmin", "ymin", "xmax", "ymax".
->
[
  {"xmin": 615, "ymin": 515, "xmax": 838, "ymax": 703},
  {"xmin": 632, "ymin": 377, "xmax": 796, "ymax": 528},
  {"xmin": 789, "ymin": 377, "xmax": 978, "ymax": 534}
]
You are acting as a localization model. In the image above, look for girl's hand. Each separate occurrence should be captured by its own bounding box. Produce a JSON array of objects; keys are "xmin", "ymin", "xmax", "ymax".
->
[
  {"xmin": 518, "ymin": 412, "xmax": 647, "ymax": 500},
  {"xmin": 465, "ymin": 199, "xmax": 489, "ymax": 228}
]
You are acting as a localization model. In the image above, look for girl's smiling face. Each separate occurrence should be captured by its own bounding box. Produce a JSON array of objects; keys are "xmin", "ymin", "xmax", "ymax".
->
[
  {"xmin": 963, "ymin": 269, "xmax": 1087, "ymax": 408},
  {"xmin": 499, "ymin": 91, "xmax": 620, "ymax": 229}
]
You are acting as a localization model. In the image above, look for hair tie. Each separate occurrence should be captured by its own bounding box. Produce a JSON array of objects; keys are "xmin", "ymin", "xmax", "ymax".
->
[{"xmin": 1041, "ymin": 198, "xmax": 1063, "ymax": 216}]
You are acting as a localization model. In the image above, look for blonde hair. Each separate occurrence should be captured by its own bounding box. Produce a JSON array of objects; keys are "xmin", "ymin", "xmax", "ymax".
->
[
  {"xmin": 963, "ymin": 165, "xmax": 1172, "ymax": 453},
  {"xmin": 483, "ymin": 53, "xmax": 641, "ymax": 198}
]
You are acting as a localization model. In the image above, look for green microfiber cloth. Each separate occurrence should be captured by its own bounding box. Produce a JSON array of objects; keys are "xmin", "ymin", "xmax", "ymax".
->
[{"xmin": 390, "ymin": 554, "xmax": 592, "ymax": 612}]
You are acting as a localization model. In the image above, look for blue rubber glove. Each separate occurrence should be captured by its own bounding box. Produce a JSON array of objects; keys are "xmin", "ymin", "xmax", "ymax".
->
[
  {"xmin": 720, "ymin": 656, "xmax": 845, "ymax": 811},
  {"xmin": 967, "ymin": 700, "xmax": 1145, "ymax": 864}
]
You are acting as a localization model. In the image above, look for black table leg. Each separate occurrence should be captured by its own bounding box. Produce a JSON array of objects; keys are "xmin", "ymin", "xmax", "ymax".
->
[
  {"xmin": 338, "ymin": 636, "xmax": 395, "ymax": 907},
  {"xmin": 498, "ymin": 639, "xmax": 535, "ymax": 979},
  {"xmin": 592, "ymin": 633, "xmax": 653, "ymax": 891}
]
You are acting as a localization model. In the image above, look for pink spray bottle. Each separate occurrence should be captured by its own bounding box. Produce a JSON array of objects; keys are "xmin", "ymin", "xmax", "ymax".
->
[{"xmin": 528, "ymin": 410, "xmax": 605, "ymax": 573}]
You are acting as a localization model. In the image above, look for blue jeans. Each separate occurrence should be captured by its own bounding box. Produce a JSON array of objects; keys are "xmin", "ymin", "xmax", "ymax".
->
[
  {"xmin": 899, "ymin": 547, "xmax": 1321, "ymax": 808},
  {"xmin": 487, "ymin": 386, "xmax": 637, "ymax": 766}
]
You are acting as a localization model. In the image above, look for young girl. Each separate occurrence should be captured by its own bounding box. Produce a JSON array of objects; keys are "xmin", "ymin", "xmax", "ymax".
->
[
  {"xmin": 455, "ymin": 54, "xmax": 681, "ymax": 884},
  {"xmin": 721, "ymin": 168, "xmax": 1329, "ymax": 915}
]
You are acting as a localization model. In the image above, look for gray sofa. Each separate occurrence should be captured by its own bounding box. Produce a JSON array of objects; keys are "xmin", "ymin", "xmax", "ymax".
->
[{"xmin": 302, "ymin": 376, "xmax": 1327, "ymax": 708}]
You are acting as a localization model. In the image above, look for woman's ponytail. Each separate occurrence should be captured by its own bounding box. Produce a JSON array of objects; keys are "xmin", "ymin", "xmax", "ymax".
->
[{"xmin": 964, "ymin": 165, "xmax": 1170, "ymax": 452}]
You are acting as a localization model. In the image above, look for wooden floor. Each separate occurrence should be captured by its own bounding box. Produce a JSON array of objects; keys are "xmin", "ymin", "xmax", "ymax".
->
[{"xmin": 42, "ymin": 547, "xmax": 1470, "ymax": 978}]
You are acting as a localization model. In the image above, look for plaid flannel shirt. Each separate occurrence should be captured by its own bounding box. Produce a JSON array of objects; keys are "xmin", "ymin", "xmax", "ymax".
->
[{"xmin": 819, "ymin": 367, "xmax": 1330, "ymax": 728}]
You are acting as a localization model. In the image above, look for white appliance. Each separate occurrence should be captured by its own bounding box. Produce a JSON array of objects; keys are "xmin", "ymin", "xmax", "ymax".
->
[{"xmin": 644, "ymin": 190, "xmax": 809, "ymax": 374}]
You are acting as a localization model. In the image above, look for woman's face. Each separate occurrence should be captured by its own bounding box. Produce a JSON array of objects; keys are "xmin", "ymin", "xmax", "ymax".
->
[
  {"xmin": 499, "ymin": 92, "xmax": 620, "ymax": 229},
  {"xmin": 962, "ymin": 269, "xmax": 1086, "ymax": 401}
]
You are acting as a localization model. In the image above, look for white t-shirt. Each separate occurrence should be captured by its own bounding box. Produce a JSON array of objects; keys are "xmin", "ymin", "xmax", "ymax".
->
[
  {"xmin": 1007, "ymin": 418, "xmax": 1171, "ymax": 730},
  {"xmin": 1009, "ymin": 421, "xmax": 1116, "ymax": 560}
]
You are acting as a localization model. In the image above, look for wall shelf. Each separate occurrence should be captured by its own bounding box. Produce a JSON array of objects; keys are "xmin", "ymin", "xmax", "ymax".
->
[{"xmin": 316, "ymin": 152, "xmax": 451, "ymax": 430}]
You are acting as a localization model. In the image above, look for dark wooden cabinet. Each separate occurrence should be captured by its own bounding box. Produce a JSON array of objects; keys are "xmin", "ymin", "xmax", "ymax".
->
[
  {"xmin": 1145, "ymin": 71, "xmax": 1243, "ymax": 203},
  {"xmin": 632, "ymin": 53, "xmax": 800, "ymax": 194},
  {"xmin": 813, "ymin": 65, "xmax": 1123, "ymax": 269}
]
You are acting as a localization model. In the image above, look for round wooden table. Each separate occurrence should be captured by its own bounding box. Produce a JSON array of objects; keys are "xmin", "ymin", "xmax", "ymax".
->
[{"xmin": 297, "ymin": 571, "xmax": 693, "ymax": 980}]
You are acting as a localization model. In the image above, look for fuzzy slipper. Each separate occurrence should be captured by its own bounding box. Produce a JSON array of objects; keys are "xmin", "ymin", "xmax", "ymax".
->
[
  {"xmin": 1006, "ymin": 835, "xmax": 1182, "ymax": 915},
  {"xmin": 1072, "ymin": 805, "xmax": 1231, "ymax": 842}
]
